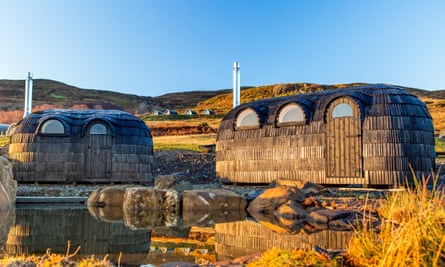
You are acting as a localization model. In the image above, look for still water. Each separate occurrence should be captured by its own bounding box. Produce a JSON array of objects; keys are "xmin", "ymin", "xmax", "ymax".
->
[{"xmin": 0, "ymin": 203, "xmax": 353, "ymax": 266}]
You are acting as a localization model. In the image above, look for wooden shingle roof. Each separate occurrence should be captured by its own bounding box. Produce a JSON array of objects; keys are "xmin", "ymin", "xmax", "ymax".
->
[
  {"xmin": 221, "ymin": 84, "xmax": 431, "ymax": 129},
  {"xmin": 9, "ymin": 109, "xmax": 151, "ymax": 138}
]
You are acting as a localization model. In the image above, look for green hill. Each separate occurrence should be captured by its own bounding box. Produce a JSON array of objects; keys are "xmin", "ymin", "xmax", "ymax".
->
[{"xmin": 1, "ymin": 79, "xmax": 445, "ymax": 130}]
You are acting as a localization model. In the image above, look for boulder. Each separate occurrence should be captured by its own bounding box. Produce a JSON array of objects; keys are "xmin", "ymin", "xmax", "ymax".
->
[
  {"xmin": 307, "ymin": 209, "xmax": 353, "ymax": 227},
  {"xmin": 274, "ymin": 200, "xmax": 307, "ymax": 227},
  {"xmin": 183, "ymin": 189, "xmax": 246, "ymax": 211},
  {"xmin": 87, "ymin": 205, "xmax": 124, "ymax": 223},
  {"xmin": 154, "ymin": 172, "xmax": 193, "ymax": 192},
  {"xmin": 0, "ymin": 156, "xmax": 17, "ymax": 208},
  {"xmin": 182, "ymin": 189, "xmax": 247, "ymax": 226},
  {"xmin": 123, "ymin": 187, "xmax": 180, "ymax": 213},
  {"xmin": 247, "ymin": 186, "xmax": 305, "ymax": 215},
  {"xmin": 124, "ymin": 207, "xmax": 179, "ymax": 229},
  {"xmin": 87, "ymin": 185, "xmax": 130, "ymax": 207},
  {"xmin": 122, "ymin": 187, "xmax": 180, "ymax": 229}
]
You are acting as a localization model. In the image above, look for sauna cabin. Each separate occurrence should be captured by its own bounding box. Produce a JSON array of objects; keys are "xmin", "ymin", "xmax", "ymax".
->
[
  {"xmin": 216, "ymin": 84, "xmax": 435, "ymax": 186},
  {"xmin": 8, "ymin": 109, "xmax": 153, "ymax": 184}
]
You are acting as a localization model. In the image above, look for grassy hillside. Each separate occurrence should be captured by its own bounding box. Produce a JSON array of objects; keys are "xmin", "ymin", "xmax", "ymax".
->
[{"xmin": 1, "ymin": 79, "xmax": 445, "ymax": 131}]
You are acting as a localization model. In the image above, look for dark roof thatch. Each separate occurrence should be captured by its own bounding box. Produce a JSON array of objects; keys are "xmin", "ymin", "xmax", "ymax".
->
[
  {"xmin": 219, "ymin": 84, "xmax": 432, "ymax": 128},
  {"xmin": 9, "ymin": 109, "xmax": 152, "ymax": 139}
]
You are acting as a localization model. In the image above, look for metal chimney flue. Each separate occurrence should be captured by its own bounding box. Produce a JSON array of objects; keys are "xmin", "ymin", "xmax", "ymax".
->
[
  {"xmin": 23, "ymin": 72, "xmax": 33, "ymax": 118},
  {"xmin": 232, "ymin": 61, "xmax": 240, "ymax": 108}
]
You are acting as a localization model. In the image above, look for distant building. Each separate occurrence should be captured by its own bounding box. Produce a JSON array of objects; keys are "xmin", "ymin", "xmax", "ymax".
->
[
  {"xmin": 185, "ymin": 109, "xmax": 197, "ymax": 115},
  {"xmin": 163, "ymin": 109, "xmax": 178, "ymax": 115},
  {"xmin": 201, "ymin": 109, "xmax": 215, "ymax": 115}
]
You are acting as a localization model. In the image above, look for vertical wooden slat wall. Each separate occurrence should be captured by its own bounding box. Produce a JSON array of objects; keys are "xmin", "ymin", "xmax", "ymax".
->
[
  {"xmin": 8, "ymin": 109, "xmax": 154, "ymax": 184},
  {"xmin": 214, "ymin": 220, "xmax": 353, "ymax": 261},
  {"xmin": 216, "ymin": 84, "xmax": 435, "ymax": 186},
  {"xmin": 5, "ymin": 207, "xmax": 151, "ymax": 259}
]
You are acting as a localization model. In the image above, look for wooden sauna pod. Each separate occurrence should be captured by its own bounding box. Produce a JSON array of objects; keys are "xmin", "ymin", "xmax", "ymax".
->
[
  {"xmin": 8, "ymin": 109, "xmax": 153, "ymax": 184},
  {"xmin": 216, "ymin": 84, "xmax": 435, "ymax": 186}
]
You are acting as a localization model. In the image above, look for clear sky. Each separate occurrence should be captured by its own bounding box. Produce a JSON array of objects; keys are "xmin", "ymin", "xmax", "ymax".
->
[{"xmin": 1, "ymin": 0, "xmax": 444, "ymax": 96}]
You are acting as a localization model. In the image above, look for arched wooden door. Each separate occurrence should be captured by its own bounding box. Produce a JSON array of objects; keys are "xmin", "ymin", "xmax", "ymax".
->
[
  {"xmin": 326, "ymin": 98, "xmax": 363, "ymax": 179},
  {"xmin": 85, "ymin": 122, "xmax": 112, "ymax": 179}
]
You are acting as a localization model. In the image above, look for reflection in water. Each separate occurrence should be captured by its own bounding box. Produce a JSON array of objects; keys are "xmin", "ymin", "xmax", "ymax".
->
[
  {"xmin": 0, "ymin": 203, "xmax": 355, "ymax": 264},
  {"xmin": 2, "ymin": 205, "xmax": 151, "ymax": 265},
  {"xmin": 215, "ymin": 219, "xmax": 353, "ymax": 260}
]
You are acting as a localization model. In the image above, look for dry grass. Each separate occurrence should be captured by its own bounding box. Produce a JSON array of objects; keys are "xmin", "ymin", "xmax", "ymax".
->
[
  {"xmin": 0, "ymin": 135, "xmax": 8, "ymax": 147},
  {"xmin": 246, "ymin": 247, "xmax": 339, "ymax": 267},
  {"xmin": 345, "ymin": 172, "xmax": 445, "ymax": 267},
  {"xmin": 422, "ymin": 97, "xmax": 445, "ymax": 132},
  {"xmin": 153, "ymin": 133, "xmax": 216, "ymax": 152},
  {"xmin": 0, "ymin": 242, "xmax": 114, "ymax": 266}
]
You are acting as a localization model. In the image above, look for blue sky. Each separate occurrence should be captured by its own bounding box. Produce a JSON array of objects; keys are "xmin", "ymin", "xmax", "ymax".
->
[{"xmin": 1, "ymin": 0, "xmax": 444, "ymax": 96}]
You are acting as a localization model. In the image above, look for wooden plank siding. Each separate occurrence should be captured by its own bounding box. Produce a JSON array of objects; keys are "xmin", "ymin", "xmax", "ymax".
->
[
  {"xmin": 216, "ymin": 84, "xmax": 435, "ymax": 186},
  {"xmin": 5, "ymin": 207, "xmax": 151, "ymax": 258},
  {"xmin": 8, "ymin": 109, "xmax": 154, "ymax": 184},
  {"xmin": 214, "ymin": 220, "xmax": 353, "ymax": 261}
]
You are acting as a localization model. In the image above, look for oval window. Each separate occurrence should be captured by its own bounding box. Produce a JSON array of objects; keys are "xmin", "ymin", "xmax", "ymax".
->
[
  {"xmin": 236, "ymin": 108, "xmax": 259, "ymax": 128},
  {"xmin": 278, "ymin": 103, "xmax": 305, "ymax": 125},
  {"xmin": 40, "ymin": 119, "xmax": 65, "ymax": 134},
  {"xmin": 89, "ymin": 123, "xmax": 107, "ymax": 135},
  {"xmin": 332, "ymin": 103, "xmax": 353, "ymax": 118}
]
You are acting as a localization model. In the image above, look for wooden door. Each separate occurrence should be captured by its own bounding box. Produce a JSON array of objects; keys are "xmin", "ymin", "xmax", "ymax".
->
[
  {"xmin": 85, "ymin": 123, "xmax": 112, "ymax": 179},
  {"xmin": 326, "ymin": 98, "xmax": 363, "ymax": 178}
]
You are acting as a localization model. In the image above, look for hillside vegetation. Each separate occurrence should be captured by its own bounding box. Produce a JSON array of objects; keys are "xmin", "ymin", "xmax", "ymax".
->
[{"xmin": 1, "ymin": 79, "xmax": 445, "ymax": 131}]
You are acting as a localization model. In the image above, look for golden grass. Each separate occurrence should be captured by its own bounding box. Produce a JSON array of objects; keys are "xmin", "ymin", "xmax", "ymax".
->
[
  {"xmin": 422, "ymin": 97, "xmax": 445, "ymax": 132},
  {"xmin": 246, "ymin": 247, "xmax": 339, "ymax": 267},
  {"xmin": 345, "ymin": 171, "xmax": 445, "ymax": 267},
  {"xmin": 153, "ymin": 133, "xmax": 216, "ymax": 152},
  {"xmin": 0, "ymin": 242, "xmax": 114, "ymax": 266},
  {"xmin": 0, "ymin": 135, "xmax": 8, "ymax": 147}
]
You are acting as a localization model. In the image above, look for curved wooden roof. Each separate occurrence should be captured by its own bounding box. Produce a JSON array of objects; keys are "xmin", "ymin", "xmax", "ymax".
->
[
  {"xmin": 9, "ymin": 109, "xmax": 151, "ymax": 138},
  {"xmin": 219, "ymin": 84, "xmax": 432, "ymax": 130}
]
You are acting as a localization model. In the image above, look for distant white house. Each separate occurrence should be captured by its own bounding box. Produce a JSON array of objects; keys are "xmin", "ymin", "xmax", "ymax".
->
[
  {"xmin": 152, "ymin": 110, "xmax": 163, "ymax": 116},
  {"xmin": 185, "ymin": 109, "xmax": 197, "ymax": 115},
  {"xmin": 164, "ymin": 109, "xmax": 178, "ymax": 115},
  {"xmin": 201, "ymin": 109, "xmax": 215, "ymax": 115}
]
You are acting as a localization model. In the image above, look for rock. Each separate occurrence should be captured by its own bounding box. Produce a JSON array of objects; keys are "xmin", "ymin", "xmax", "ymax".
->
[
  {"xmin": 122, "ymin": 187, "xmax": 180, "ymax": 229},
  {"xmin": 301, "ymin": 182, "xmax": 328, "ymax": 195},
  {"xmin": 274, "ymin": 200, "xmax": 307, "ymax": 227},
  {"xmin": 87, "ymin": 185, "xmax": 130, "ymax": 207},
  {"xmin": 183, "ymin": 189, "xmax": 246, "ymax": 211},
  {"xmin": 123, "ymin": 187, "xmax": 180, "ymax": 213},
  {"xmin": 87, "ymin": 205, "xmax": 124, "ymax": 223},
  {"xmin": 0, "ymin": 156, "xmax": 17, "ymax": 208},
  {"xmin": 274, "ymin": 179, "xmax": 328, "ymax": 195},
  {"xmin": 328, "ymin": 218, "xmax": 354, "ymax": 231},
  {"xmin": 183, "ymin": 189, "xmax": 247, "ymax": 226},
  {"xmin": 307, "ymin": 209, "xmax": 353, "ymax": 226},
  {"xmin": 302, "ymin": 196, "xmax": 319, "ymax": 208},
  {"xmin": 183, "ymin": 208, "xmax": 247, "ymax": 227},
  {"xmin": 247, "ymin": 186, "xmax": 305, "ymax": 215},
  {"xmin": 154, "ymin": 173, "xmax": 193, "ymax": 192}
]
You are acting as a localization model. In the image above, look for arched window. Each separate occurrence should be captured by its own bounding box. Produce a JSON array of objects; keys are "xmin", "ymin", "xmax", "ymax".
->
[
  {"xmin": 89, "ymin": 123, "xmax": 108, "ymax": 135},
  {"xmin": 236, "ymin": 108, "xmax": 259, "ymax": 128},
  {"xmin": 277, "ymin": 103, "xmax": 305, "ymax": 125},
  {"xmin": 40, "ymin": 119, "xmax": 65, "ymax": 134},
  {"xmin": 332, "ymin": 103, "xmax": 353, "ymax": 118}
]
